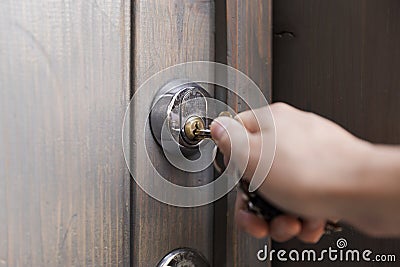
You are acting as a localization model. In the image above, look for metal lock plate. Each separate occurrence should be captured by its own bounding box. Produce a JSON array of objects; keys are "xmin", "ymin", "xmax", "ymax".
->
[
  {"xmin": 150, "ymin": 79, "xmax": 211, "ymax": 154},
  {"xmin": 157, "ymin": 248, "xmax": 210, "ymax": 267}
]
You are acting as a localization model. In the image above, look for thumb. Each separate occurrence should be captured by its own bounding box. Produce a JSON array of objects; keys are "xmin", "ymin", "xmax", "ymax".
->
[
  {"xmin": 211, "ymin": 116, "xmax": 273, "ymax": 192},
  {"xmin": 210, "ymin": 117, "xmax": 250, "ymax": 175}
]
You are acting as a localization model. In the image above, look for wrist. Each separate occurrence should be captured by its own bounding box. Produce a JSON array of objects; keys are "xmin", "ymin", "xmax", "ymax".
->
[
  {"xmin": 357, "ymin": 143, "xmax": 400, "ymax": 198},
  {"xmin": 328, "ymin": 141, "xmax": 400, "ymax": 232},
  {"xmin": 307, "ymin": 138, "xmax": 374, "ymax": 219}
]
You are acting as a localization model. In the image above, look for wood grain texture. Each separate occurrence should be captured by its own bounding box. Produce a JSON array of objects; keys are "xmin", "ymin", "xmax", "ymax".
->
[
  {"xmin": 0, "ymin": 1, "xmax": 131, "ymax": 266},
  {"xmin": 225, "ymin": 0, "xmax": 272, "ymax": 266},
  {"xmin": 131, "ymin": 1, "xmax": 215, "ymax": 266},
  {"xmin": 273, "ymin": 0, "xmax": 400, "ymax": 266}
]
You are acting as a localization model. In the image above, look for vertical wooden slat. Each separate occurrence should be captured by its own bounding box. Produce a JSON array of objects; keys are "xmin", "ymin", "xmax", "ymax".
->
[
  {"xmin": 131, "ymin": 0, "xmax": 215, "ymax": 266},
  {"xmin": 213, "ymin": 2, "xmax": 229, "ymax": 266},
  {"xmin": 0, "ymin": 1, "xmax": 131, "ymax": 266},
  {"xmin": 225, "ymin": 0, "xmax": 273, "ymax": 266}
]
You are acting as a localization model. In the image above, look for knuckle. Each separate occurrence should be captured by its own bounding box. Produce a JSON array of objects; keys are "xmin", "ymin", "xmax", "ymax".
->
[
  {"xmin": 270, "ymin": 102, "xmax": 291, "ymax": 117},
  {"xmin": 235, "ymin": 109, "xmax": 252, "ymax": 120},
  {"xmin": 271, "ymin": 102, "xmax": 289, "ymax": 111}
]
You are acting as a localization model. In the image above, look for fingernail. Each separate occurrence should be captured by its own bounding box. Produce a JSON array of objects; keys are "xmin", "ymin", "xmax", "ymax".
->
[{"xmin": 308, "ymin": 220, "xmax": 323, "ymax": 231}]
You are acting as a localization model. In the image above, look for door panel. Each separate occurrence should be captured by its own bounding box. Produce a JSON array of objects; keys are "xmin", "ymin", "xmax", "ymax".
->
[
  {"xmin": 0, "ymin": 1, "xmax": 130, "ymax": 266},
  {"xmin": 0, "ymin": 1, "xmax": 276, "ymax": 266},
  {"xmin": 273, "ymin": 0, "xmax": 400, "ymax": 266},
  {"xmin": 225, "ymin": 1, "xmax": 273, "ymax": 266},
  {"xmin": 131, "ymin": 0, "xmax": 215, "ymax": 265}
]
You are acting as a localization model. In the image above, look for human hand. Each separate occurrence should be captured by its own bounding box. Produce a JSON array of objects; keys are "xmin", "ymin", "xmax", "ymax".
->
[{"xmin": 210, "ymin": 103, "xmax": 370, "ymax": 242}]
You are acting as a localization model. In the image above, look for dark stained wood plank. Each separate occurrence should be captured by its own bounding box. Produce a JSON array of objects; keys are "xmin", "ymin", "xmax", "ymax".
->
[
  {"xmin": 131, "ymin": 0, "xmax": 215, "ymax": 266},
  {"xmin": 0, "ymin": 1, "xmax": 131, "ymax": 266},
  {"xmin": 273, "ymin": 0, "xmax": 400, "ymax": 266},
  {"xmin": 213, "ymin": 2, "xmax": 229, "ymax": 267},
  {"xmin": 225, "ymin": 0, "xmax": 273, "ymax": 266}
]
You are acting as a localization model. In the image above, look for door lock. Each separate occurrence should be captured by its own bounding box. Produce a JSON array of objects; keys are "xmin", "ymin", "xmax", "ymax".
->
[
  {"xmin": 150, "ymin": 79, "xmax": 213, "ymax": 154},
  {"xmin": 157, "ymin": 248, "xmax": 209, "ymax": 267},
  {"xmin": 183, "ymin": 111, "xmax": 232, "ymax": 142},
  {"xmin": 150, "ymin": 80, "xmax": 233, "ymax": 154},
  {"xmin": 183, "ymin": 116, "xmax": 211, "ymax": 141}
]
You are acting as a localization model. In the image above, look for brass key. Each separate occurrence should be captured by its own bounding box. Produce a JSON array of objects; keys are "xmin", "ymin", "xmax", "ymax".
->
[
  {"xmin": 194, "ymin": 129, "xmax": 212, "ymax": 139},
  {"xmin": 183, "ymin": 112, "xmax": 232, "ymax": 142}
]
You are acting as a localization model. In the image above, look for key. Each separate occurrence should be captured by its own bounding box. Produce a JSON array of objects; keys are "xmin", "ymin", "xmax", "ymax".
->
[
  {"xmin": 238, "ymin": 180, "xmax": 342, "ymax": 235},
  {"xmin": 183, "ymin": 111, "xmax": 232, "ymax": 142},
  {"xmin": 193, "ymin": 128, "xmax": 212, "ymax": 139}
]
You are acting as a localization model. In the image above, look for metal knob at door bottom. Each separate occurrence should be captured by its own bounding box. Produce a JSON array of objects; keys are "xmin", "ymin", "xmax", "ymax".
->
[{"xmin": 157, "ymin": 248, "xmax": 210, "ymax": 267}]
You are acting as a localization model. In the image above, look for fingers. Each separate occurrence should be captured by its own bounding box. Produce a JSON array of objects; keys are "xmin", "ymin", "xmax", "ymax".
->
[
  {"xmin": 229, "ymin": 104, "xmax": 329, "ymax": 244},
  {"xmin": 210, "ymin": 117, "xmax": 273, "ymax": 183},
  {"xmin": 235, "ymin": 192, "xmax": 305, "ymax": 242},
  {"xmin": 211, "ymin": 117, "xmax": 247, "ymax": 157},
  {"xmin": 210, "ymin": 117, "xmax": 252, "ymax": 176},
  {"xmin": 297, "ymin": 219, "xmax": 326, "ymax": 243},
  {"xmin": 269, "ymin": 217, "xmax": 325, "ymax": 243},
  {"xmin": 234, "ymin": 107, "xmax": 274, "ymax": 133},
  {"xmin": 236, "ymin": 196, "xmax": 302, "ymax": 242},
  {"xmin": 235, "ymin": 192, "xmax": 269, "ymax": 238},
  {"xmin": 269, "ymin": 216, "xmax": 302, "ymax": 242},
  {"xmin": 236, "ymin": 193, "xmax": 326, "ymax": 243},
  {"xmin": 234, "ymin": 110, "xmax": 261, "ymax": 133}
]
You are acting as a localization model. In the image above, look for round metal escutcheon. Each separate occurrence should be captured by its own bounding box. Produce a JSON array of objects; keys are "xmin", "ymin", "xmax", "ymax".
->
[
  {"xmin": 157, "ymin": 248, "xmax": 210, "ymax": 267},
  {"xmin": 149, "ymin": 79, "xmax": 210, "ymax": 152}
]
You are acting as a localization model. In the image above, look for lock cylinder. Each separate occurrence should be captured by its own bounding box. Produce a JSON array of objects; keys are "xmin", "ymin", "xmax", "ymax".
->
[
  {"xmin": 183, "ymin": 116, "xmax": 212, "ymax": 143},
  {"xmin": 182, "ymin": 111, "xmax": 232, "ymax": 143},
  {"xmin": 149, "ymin": 79, "xmax": 211, "ymax": 154}
]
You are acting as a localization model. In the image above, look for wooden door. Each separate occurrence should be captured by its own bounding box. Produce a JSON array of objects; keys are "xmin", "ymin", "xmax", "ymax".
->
[
  {"xmin": 130, "ymin": 1, "xmax": 215, "ymax": 266},
  {"xmin": 224, "ymin": 1, "xmax": 273, "ymax": 266},
  {"xmin": 273, "ymin": 0, "xmax": 400, "ymax": 266},
  {"xmin": 130, "ymin": 0, "xmax": 273, "ymax": 266},
  {"xmin": 0, "ymin": 0, "xmax": 131, "ymax": 266}
]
